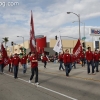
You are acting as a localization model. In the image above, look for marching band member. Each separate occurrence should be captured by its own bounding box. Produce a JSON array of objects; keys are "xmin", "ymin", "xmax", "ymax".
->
[
  {"xmin": 29, "ymin": 52, "xmax": 39, "ymax": 85},
  {"xmin": 93, "ymin": 49, "xmax": 99, "ymax": 72},
  {"xmin": 63, "ymin": 49, "xmax": 72, "ymax": 77},
  {"xmin": 86, "ymin": 47, "xmax": 95, "ymax": 75},
  {"xmin": 58, "ymin": 52, "xmax": 64, "ymax": 71}
]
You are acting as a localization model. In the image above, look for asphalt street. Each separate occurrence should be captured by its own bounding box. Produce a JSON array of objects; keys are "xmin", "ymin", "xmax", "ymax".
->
[{"xmin": 0, "ymin": 62, "xmax": 100, "ymax": 100}]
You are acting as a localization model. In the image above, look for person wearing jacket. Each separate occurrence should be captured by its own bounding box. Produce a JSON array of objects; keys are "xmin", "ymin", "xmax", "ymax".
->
[
  {"xmin": 80, "ymin": 51, "xmax": 85, "ymax": 67},
  {"xmin": 0, "ymin": 55, "xmax": 3, "ymax": 73},
  {"xmin": 93, "ymin": 49, "xmax": 99, "ymax": 72},
  {"xmin": 12, "ymin": 53, "xmax": 20, "ymax": 79},
  {"xmin": 58, "ymin": 52, "xmax": 64, "ymax": 71},
  {"xmin": 63, "ymin": 49, "xmax": 72, "ymax": 76},
  {"xmin": 8, "ymin": 55, "xmax": 13, "ymax": 72},
  {"xmin": 42, "ymin": 54, "xmax": 48, "ymax": 68},
  {"xmin": 29, "ymin": 52, "xmax": 39, "ymax": 85},
  {"xmin": 71, "ymin": 54, "xmax": 76, "ymax": 69},
  {"xmin": 21, "ymin": 54, "xmax": 28, "ymax": 73},
  {"xmin": 86, "ymin": 47, "xmax": 95, "ymax": 74}
]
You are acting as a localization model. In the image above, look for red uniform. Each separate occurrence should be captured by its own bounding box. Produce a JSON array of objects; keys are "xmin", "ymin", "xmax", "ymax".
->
[
  {"xmin": 0, "ymin": 58, "xmax": 3, "ymax": 64},
  {"xmin": 93, "ymin": 53, "xmax": 99, "ymax": 61},
  {"xmin": 29, "ymin": 55, "xmax": 38, "ymax": 68},
  {"xmin": 86, "ymin": 51, "xmax": 93, "ymax": 61},
  {"xmin": 12, "ymin": 56, "xmax": 20, "ymax": 66},
  {"xmin": 71, "ymin": 55, "xmax": 76, "ymax": 63},
  {"xmin": 21, "ymin": 56, "xmax": 28, "ymax": 64},
  {"xmin": 63, "ymin": 54, "xmax": 71, "ymax": 64},
  {"xmin": 8, "ymin": 58, "xmax": 12, "ymax": 64},
  {"xmin": 58, "ymin": 54, "xmax": 63, "ymax": 61},
  {"xmin": 80, "ymin": 52, "xmax": 85, "ymax": 59},
  {"xmin": 42, "ymin": 56, "xmax": 48, "ymax": 62}
]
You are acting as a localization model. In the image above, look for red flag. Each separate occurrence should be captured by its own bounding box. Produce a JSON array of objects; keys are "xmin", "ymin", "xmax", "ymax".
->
[
  {"xmin": 38, "ymin": 47, "xmax": 41, "ymax": 54},
  {"xmin": 1, "ymin": 44, "xmax": 9, "ymax": 66},
  {"xmin": 73, "ymin": 39, "xmax": 82, "ymax": 60},
  {"xmin": 42, "ymin": 48, "xmax": 44, "ymax": 54},
  {"xmin": 30, "ymin": 10, "xmax": 36, "ymax": 52}
]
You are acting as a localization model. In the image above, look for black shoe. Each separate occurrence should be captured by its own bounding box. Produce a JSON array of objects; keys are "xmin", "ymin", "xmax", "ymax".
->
[
  {"xmin": 96, "ymin": 71, "xmax": 99, "ymax": 72},
  {"xmin": 14, "ymin": 77, "xmax": 18, "ymax": 79}
]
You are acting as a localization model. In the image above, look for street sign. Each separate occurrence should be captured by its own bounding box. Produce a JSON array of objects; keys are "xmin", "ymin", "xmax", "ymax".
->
[{"xmin": 82, "ymin": 37, "xmax": 86, "ymax": 40}]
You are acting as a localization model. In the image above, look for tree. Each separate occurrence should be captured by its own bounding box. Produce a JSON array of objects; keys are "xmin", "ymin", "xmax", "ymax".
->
[{"xmin": 2, "ymin": 37, "xmax": 9, "ymax": 49}]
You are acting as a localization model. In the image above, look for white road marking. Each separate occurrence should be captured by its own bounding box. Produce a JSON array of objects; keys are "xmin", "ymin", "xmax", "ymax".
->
[{"xmin": 4, "ymin": 73, "xmax": 78, "ymax": 100}]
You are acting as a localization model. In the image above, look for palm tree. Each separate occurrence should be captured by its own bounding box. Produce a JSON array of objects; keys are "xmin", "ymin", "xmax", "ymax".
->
[{"xmin": 2, "ymin": 37, "xmax": 9, "ymax": 49}]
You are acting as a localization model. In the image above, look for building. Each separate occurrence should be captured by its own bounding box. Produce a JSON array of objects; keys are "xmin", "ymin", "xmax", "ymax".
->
[{"xmin": 7, "ymin": 37, "xmax": 95, "ymax": 56}]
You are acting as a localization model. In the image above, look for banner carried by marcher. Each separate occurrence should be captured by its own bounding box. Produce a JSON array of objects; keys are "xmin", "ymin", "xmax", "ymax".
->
[
  {"xmin": 30, "ymin": 10, "xmax": 36, "ymax": 52},
  {"xmin": 1, "ymin": 44, "xmax": 9, "ymax": 66},
  {"xmin": 73, "ymin": 39, "xmax": 82, "ymax": 60},
  {"xmin": 53, "ymin": 35, "xmax": 63, "ymax": 53}
]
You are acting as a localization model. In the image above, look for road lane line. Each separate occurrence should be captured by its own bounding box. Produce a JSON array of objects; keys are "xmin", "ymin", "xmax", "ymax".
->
[
  {"xmin": 4, "ymin": 73, "xmax": 78, "ymax": 100},
  {"xmin": 38, "ymin": 85, "xmax": 78, "ymax": 100}
]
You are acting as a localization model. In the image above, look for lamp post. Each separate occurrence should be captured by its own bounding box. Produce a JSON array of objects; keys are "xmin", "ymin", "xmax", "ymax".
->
[
  {"xmin": 67, "ymin": 12, "xmax": 81, "ymax": 39},
  {"xmin": 72, "ymin": 21, "xmax": 85, "ymax": 41},
  {"xmin": 17, "ymin": 36, "xmax": 24, "ymax": 48}
]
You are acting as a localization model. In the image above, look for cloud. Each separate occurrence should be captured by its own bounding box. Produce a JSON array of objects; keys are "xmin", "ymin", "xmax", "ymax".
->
[{"xmin": 0, "ymin": 0, "xmax": 100, "ymax": 47}]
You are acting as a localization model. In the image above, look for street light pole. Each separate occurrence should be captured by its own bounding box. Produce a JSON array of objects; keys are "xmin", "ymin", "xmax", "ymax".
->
[
  {"xmin": 73, "ymin": 21, "xmax": 85, "ymax": 42},
  {"xmin": 17, "ymin": 36, "xmax": 24, "ymax": 48},
  {"xmin": 67, "ymin": 12, "xmax": 81, "ymax": 40}
]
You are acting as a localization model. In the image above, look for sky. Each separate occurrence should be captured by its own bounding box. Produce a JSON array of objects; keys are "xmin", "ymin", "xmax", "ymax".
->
[{"xmin": 0, "ymin": 0, "xmax": 100, "ymax": 46}]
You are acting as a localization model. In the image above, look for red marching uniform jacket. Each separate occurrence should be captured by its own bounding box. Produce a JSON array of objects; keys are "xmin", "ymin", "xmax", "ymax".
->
[
  {"xmin": 12, "ymin": 56, "xmax": 20, "ymax": 66},
  {"xmin": 71, "ymin": 55, "xmax": 76, "ymax": 63},
  {"xmin": 42, "ymin": 56, "xmax": 48, "ymax": 62},
  {"xmin": 93, "ymin": 53, "xmax": 99, "ymax": 61},
  {"xmin": 29, "ymin": 55, "xmax": 38, "ymax": 68},
  {"xmin": 86, "ymin": 51, "xmax": 93, "ymax": 61},
  {"xmin": 0, "ymin": 58, "xmax": 3, "ymax": 65},
  {"xmin": 58, "ymin": 54, "xmax": 63, "ymax": 61},
  {"xmin": 8, "ymin": 57, "xmax": 12, "ymax": 64},
  {"xmin": 21, "ymin": 56, "xmax": 28, "ymax": 64},
  {"xmin": 80, "ymin": 52, "xmax": 85, "ymax": 59},
  {"xmin": 63, "ymin": 53, "xmax": 71, "ymax": 64}
]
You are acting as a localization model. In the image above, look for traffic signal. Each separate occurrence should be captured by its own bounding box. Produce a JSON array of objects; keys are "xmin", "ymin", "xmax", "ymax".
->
[
  {"xmin": 11, "ymin": 41, "xmax": 13, "ymax": 46},
  {"xmin": 82, "ymin": 42, "xmax": 85, "ymax": 48},
  {"xmin": 55, "ymin": 35, "xmax": 57, "ymax": 40}
]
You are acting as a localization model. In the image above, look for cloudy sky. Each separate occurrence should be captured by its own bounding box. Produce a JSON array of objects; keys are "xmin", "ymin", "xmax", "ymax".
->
[{"xmin": 0, "ymin": 0, "xmax": 100, "ymax": 46}]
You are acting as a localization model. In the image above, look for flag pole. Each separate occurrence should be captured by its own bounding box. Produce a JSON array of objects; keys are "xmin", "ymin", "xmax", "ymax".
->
[{"xmin": 59, "ymin": 31, "xmax": 64, "ymax": 54}]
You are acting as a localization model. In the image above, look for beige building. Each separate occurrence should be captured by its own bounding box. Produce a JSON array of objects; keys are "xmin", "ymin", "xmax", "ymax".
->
[
  {"xmin": 7, "ymin": 39, "xmax": 94, "ymax": 56},
  {"xmin": 45, "ymin": 39, "xmax": 94, "ymax": 55}
]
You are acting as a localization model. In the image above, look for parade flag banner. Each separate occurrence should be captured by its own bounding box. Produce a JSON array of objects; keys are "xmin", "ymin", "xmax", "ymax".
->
[
  {"xmin": 73, "ymin": 39, "xmax": 82, "ymax": 59},
  {"xmin": 1, "ymin": 44, "xmax": 9, "ymax": 66},
  {"xmin": 42, "ymin": 48, "xmax": 44, "ymax": 54},
  {"xmin": 53, "ymin": 35, "xmax": 63, "ymax": 53},
  {"xmin": 30, "ymin": 10, "xmax": 36, "ymax": 52}
]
